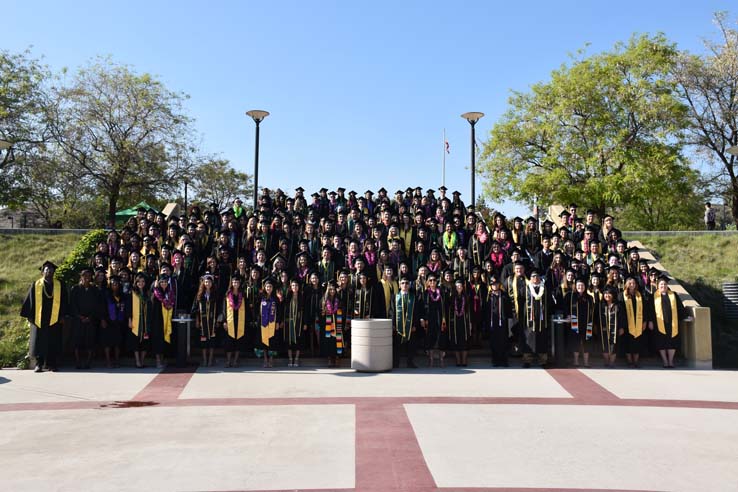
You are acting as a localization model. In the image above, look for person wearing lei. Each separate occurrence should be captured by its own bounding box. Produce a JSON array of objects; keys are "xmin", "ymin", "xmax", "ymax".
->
[
  {"xmin": 440, "ymin": 222, "xmax": 458, "ymax": 261},
  {"xmin": 564, "ymin": 278, "xmax": 595, "ymax": 368},
  {"xmin": 320, "ymin": 281, "xmax": 343, "ymax": 367},
  {"xmin": 420, "ymin": 273, "xmax": 446, "ymax": 368},
  {"xmin": 258, "ymin": 277, "xmax": 281, "ymax": 368},
  {"xmin": 505, "ymin": 261, "xmax": 528, "ymax": 356},
  {"xmin": 484, "ymin": 273, "xmax": 513, "ymax": 367},
  {"xmin": 150, "ymin": 274, "xmax": 176, "ymax": 369},
  {"xmin": 20, "ymin": 260, "xmax": 68, "ymax": 373},
  {"xmin": 649, "ymin": 274, "xmax": 692, "ymax": 368},
  {"xmin": 390, "ymin": 278, "xmax": 422, "ymax": 368},
  {"xmin": 522, "ymin": 269, "xmax": 553, "ymax": 368},
  {"xmin": 223, "ymin": 274, "xmax": 248, "ymax": 368}
]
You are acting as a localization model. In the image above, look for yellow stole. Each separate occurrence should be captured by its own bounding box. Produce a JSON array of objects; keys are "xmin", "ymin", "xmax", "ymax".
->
[
  {"xmin": 381, "ymin": 280, "xmax": 398, "ymax": 316},
  {"xmin": 623, "ymin": 292, "xmax": 643, "ymax": 338},
  {"xmin": 226, "ymin": 299, "xmax": 246, "ymax": 340},
  {"xmin": 34, "ymin": 279, "xmax": 61, "ymax": 327},
  {"xmin": 131, "ymin": 292, "xmax": 142, "ymax": 336},
  {"xmin": 655, "ymin": 291, "xmax": 679, "ymax": 338},
  {"xmin": 161, "ymin": 305, "xmax": 173, "ymax": 343}
]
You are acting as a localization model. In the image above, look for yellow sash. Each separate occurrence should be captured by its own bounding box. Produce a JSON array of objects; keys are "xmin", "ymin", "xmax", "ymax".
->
[
  {"xmin": 226, "ymin": 301, "xmax": 246, "ymax": 340},
  {"xmin": 34, "ymin": 279, "xmax": 61, "ymax": 327},
  {"xmin": 655, "ymin": 291, "xmax": 679, "ymax": 338},
  {"xmin": 162, "ymin": 305, "xmax": 173, "ymax": 343},
  {"xmin": 624, "ymin": 292, "xmax": 643, "ymax": 338},
  {"xmin": 132, "ymin": 293, "xmax": 141, "ymax": 336}
]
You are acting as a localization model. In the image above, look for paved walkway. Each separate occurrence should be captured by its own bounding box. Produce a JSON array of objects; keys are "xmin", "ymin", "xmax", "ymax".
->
[{"xmin": 1, "ymin": 364, "xmax": 737, "ymax": 492}]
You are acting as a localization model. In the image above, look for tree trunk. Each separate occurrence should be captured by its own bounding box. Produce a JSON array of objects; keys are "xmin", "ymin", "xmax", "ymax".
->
[
  {"xmin": 108, "ymin": 188, "xmax": 119, "ymax": 230},
  {"xmin": 731, "ymin": 183, "xmax": 738, "ymax": 225}
]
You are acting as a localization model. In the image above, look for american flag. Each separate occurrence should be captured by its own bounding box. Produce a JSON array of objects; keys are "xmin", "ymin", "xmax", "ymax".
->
[{"xmin": 445, "ymin": 141, "xmax": 450, "ymax": 154}]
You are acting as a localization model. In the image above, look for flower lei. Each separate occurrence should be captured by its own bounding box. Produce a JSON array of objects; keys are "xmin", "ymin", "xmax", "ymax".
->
[
  {"xmin": 325, "ymin": 296, "xmax": 339, "ymax": 315},
  {"xmin": 443, "ymin": 232, "xmax": 457, "ymax": 251},
  {"xmin": 364, "ymin": 250, "xmax": 377, "ymax": 265},
  {"xmin": 227, "ymin": 290, "xmax": 243, "ymax": 310},
  {"xmin": 153, "ymin": 286, "xmax": 175, "ymax": 309},
  {"xmin": 427, "ymin": 288, "xmax": 441, "ymax": 302}
]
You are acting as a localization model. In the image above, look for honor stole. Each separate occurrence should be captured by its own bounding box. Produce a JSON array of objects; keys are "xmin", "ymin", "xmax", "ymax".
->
[
  {"xmin": 226, "ymin": 295, "xmax": 247, "ymax": 340},
  {"xmin": 260, "ymin": 298, "xmax": 277, "ymax": 345},
  {"xmin": 131, "ymin": 291, "xmax": 148, "ymax": 339},
  {"xmin": 654, "ymin": 291, "xmax": 679, "ymax": 338},
  {"xmin": 34, "ymin": 278, "xmax": 61, "ymax": 327},
  {"xmin": 624, "ymin": 292, "xmax": 644, "ymax": 338},
  {"xmin": 395, "ymin": 292, "xmax": 415, "ymax": 341}
]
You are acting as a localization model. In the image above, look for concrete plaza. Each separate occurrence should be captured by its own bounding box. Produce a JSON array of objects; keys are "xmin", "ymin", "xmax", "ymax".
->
[{"xmin": 1, "ymin": 364, "xmax": 737, "ymax": 492}]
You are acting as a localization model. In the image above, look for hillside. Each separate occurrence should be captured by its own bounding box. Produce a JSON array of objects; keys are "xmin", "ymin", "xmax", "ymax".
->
[{"xmin": 0, "ymin": 233, "xmax": 81, "ymax": 366}]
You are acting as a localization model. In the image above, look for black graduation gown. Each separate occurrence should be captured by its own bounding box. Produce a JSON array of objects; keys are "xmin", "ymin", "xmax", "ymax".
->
[
  {"xmin": 20, "ymin": 278, "xmax": 68, "ymax": 364},
  {"xmin": 598, "ymin": 302, "xmax": 626, "ymax": 354},
  {"xmin": 563, "ymin": 292, "xmax": 595, "ymax": 352},
  {"xmin": 447, "ymin": 293, "xmax": 471, "ymax": 351},
  {"xmin": 69, "ymin": 284, "xmax": 105, "ymax": 351},
  {"xmin": 652, "ymin": 291, "xmax": 688, "ymax": 350},
  {"xmin": 389, "ymin": 291, "xmax": 424, "ymax": 366},
  {"xmin": 485, "ymin": 290, "xmax": 512, "ymax": 365},
  {"xmin": 282, "ymin": 293, "xmax": 308, "ymax": 350},
  {"xmin": 421, "ymin": 289, "xmax": 446, "ymax": 350},
  {"xmin": 191, "ymin": 293, "xmax": 220, "ymax": 349},
  {"xmin": 353, "ymin": 285, "xmax": 383, "ymax": 320}
]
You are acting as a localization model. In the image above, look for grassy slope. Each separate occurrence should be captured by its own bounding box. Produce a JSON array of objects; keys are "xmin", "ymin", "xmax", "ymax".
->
[
  {"xmin": 630, "ymin": 234, "xmax": 738, "ymax": 368},
  {"xmin": 0, "ymin": 234, "xmax": 81, "ymax": 366}
]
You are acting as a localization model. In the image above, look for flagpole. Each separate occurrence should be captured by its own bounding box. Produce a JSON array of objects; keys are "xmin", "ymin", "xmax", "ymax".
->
[{"xmin": 442, "ymin": 128, "xmax": 446, "ymax": 187}]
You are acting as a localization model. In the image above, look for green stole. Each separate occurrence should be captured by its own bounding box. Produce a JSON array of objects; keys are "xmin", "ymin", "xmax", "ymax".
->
[{"xmin": 395, "ymin": 292, "xmax": 415, "ymax": 341}]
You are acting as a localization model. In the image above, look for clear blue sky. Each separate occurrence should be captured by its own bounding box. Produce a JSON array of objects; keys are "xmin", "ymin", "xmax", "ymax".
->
[{"xmin": 5, "ymin": 0, "xmax": 734, "ymax": 216}]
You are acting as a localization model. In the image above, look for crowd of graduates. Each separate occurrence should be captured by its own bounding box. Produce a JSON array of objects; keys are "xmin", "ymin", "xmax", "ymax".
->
[{"xmin": 21, "ymin": 186, "xmax": 692, "ymax": 373}]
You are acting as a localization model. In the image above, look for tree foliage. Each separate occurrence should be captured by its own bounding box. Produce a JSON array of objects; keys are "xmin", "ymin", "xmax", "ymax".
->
[
  {"xmin": 0, "ymin": 49, "xmax": 50, "ymax": 205},
  {"xmin": 190, "ymin": 158, "xmax": 253, "ymax": 212},
  {"xmin": 46, "ymin": 57, "xmax": 196, "ymax": 225},
  {"xmin": 673, "ymin": 12, "xmax": 738, "ymax": 220},
  {"xmin": 479, "ymin": 34, "xmax": 700, "ymax": 229}
]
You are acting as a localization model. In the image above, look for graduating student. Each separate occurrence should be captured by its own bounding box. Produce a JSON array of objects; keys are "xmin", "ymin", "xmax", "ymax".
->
[
  {"xmin": 321, "ymin": 280, "xmax": 346, "ymax": 367},
  {"xmin": 598, "ymin": 286, "xmax": 625, "ymax": 368},
  {"xmin": 69, "ymin": 268, "xmax": 105, "ymax": 369},
  {"xmin": 191, "ymin": 273, "xmax": 220, "ymax": 367},
  {"xmin": 505, "ymin": 260, "xmax": 528, "ymax": 355},
  {"xmin": 353, "ymin": 271, "xmax": 382, "ymax": 319},
  {"xmin": 564, "ymin": 278, "xmax": 595, "ymax": 367},
  {"xmin": 258, "ymin": 278, "xmax": 282, "ymax": 368},
  {"xmin": 621, "ymin": 276, "xmax": 648, "ymax": 368},
  {"xmin": 150, "ymin": 274, "xmax": 176, "ymax": 368},
  {"xmin": 128, "ymin": 273, "xmax": 152, "ymax": 368},
  {"xmin": 420, "ymin": 272, "xmax": 446, "ymax": 367},
  {"xmin": 283, "ymin": 279, "xmax": 308, "ymax": 367},
  {"xmin": 304, "ymin": 271, "xmax": 324, "ymax": 356},
  {"xmin": 102, "ymin": 275, "xmax": 127, "ymax": 368},
  {"xmin": 522, "ymin": 269, "xmax": 554, "ymax": 368},
  {"xmin": 650, "ymin": 275, "xmax": 692, "ymax": 368},
  {"xmin": 448, "ymin": 278, "xmax": 472, "ymax": 367},
  {"xmin": 390, "ymin": 278, "xmax": 423, "ymax": 368},
  {"xmin": 484, "ymin": 273, "xmax": 512, "ymax": 367},
  {"xmin": 20, "ymin": 261, "xmax": 68, "ymax": 372}
]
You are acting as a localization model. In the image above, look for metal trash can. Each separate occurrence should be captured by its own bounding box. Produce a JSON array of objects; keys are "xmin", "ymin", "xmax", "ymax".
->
[{"xmin": 351, "ymin": 318, "xmax": 393, "ymax": 372}]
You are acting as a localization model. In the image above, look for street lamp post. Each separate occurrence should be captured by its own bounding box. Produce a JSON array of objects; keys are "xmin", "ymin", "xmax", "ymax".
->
[
  {"xmin": 461, "ymin": 112, "xmax": 484, "ymax": 208},
  {"xmin": 246, "ymin": 110, "xmax": 270, "ymax": 212},
  {"xmin": 184, "ymin": 178, "xmax": 189, "ymax": 216}
]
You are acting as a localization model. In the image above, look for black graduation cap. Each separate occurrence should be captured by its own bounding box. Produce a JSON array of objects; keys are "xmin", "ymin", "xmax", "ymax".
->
[
  {"xmin": 649, "ymin": 267, "xmax": 661, "ymax": 276},
  {"xmin": 439, "ymin": 186, "xmax": 448, "ymax": 191},
  {"xmin": 157, "ymin": 274, "xmax": 170, "ymax": 282},
  {"xmin": 40, "ymin": 260, "xmax": 58, "ymax": 271},
  {"xmin": 319, "ymin": 187, "xmax": 328, "ymax": 193},
  {"xmin": 603, "ymin": 214, "xmax": 614, "ymax": 220},
  {"xmin": 542, "ymin": 220, "xmax": 555, "ymax": 227},
  {"xmin": 657, "ymin": 273, "xmax": 671, "ymax": 283},
  {"xmin": 559, "ymin": 210, "xmax": 571, "ymax": 217},
  {"xmin": 604, "ymin": 285, "xmax": 619, "ymax": 296},
  {"xmin": 337, "ymin": 187, "xmax": 346, "ymax": 193},
  {"xmin": 569, "ymin": 203, "xmax": 578, "ymax": 209},
  {"xmin": 395, "ymin": 189, "xmax": 404, "ymax": 195},
  {"xmin": 328, "ymin": 191, "xmax": 337, "ymax": 196},
  {"xmin": 378, "ymin": 187, "xmax": 387, "ymax": 194},
  {"xmin": 311, "ymin": 192, "xmax": 320, "ymax": 198},
  {"xmin": 230, "ymin": 273, "xmax": 243, "ymax": 282},
  {"xmin": 513, "ymin": 216, "xmax": 523, "ymax": 223},
  {"xmin": 405, "ymin": 187, "xmax": 414, "ymax": 194},
  {"xmin": 294, "ymin": 186, "xmax": 304, "ymax": 193},
  {"xmin": 526, "ymin": 216, "xmax": 537, "ymax": 223},
  {"xmin": 427, "ymin": 188, "xmax": 435, "ymax": 194},
  {"xmin": 627, "ymin": 247, "xmax": 640, "ymax": 255},
  {"xmin": 349, "ymin": 190, "xmax": 357, "ymax": 196},
  {"xmin": 510, "ymin": 248, "xmax": 523, "ymax": 256},
  {"xmin": 638, "ymin": 258, "xmax": 649, "ymax": 265},
  {"xmin": 593, "ymin": 259, "xmax": 607, "ymax": 268},
  {"xmin": 414, "ymin": 186, "xmax": 423, "ymax": 192},
  {"xmin": 529, "ymin": 268, "xmax": 542, "ymax": 277},
  {"xmin": 452, "ymin": 190, "xmax": 461, "ymax": 195},
  {"xmin": 364, "ymin": 190, "xmax": 374, "ymax": 196}
]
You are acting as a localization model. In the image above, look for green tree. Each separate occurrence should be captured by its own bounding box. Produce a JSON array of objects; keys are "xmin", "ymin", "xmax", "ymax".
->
[
  {"xmin": 190, "ymin": 158, "xmax": 253, "ymax": 212},
  {"xmin": 47, "ymin": 57, "xmax": 196, "ymax": 226},
  {"xmin": 479, "ymin": 34, "xmax": 697, "ymax": 228},
  {"xmin": 0, "ymin": 49, "xmax": 50, "ymax": 206},
  {"xmin": 673, "ymin": 12, "xmax": 738, "ymax": 221}
]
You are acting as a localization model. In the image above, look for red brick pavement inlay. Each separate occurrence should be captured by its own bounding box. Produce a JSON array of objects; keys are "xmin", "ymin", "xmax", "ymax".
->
[{"xmin": 1, "ymin": 367, "xmax": 734, "ymax": 492}]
